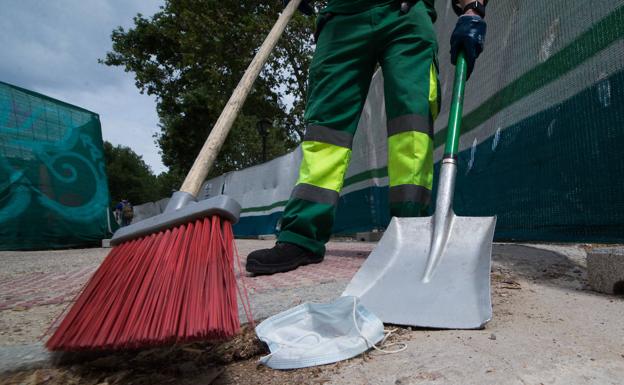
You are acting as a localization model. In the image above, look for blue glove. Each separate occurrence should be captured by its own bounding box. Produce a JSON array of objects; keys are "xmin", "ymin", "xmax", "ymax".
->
[
  {"xmin": 283, "ymin": 0, "xmax": 314, "ymax": 16},
  {"xmin": 450, "ymin": 15, "xmax": 487, "ymax": 79}
]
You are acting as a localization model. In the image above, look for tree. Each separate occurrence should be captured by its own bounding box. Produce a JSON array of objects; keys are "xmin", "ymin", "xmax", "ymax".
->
[
  {"xmin": 103, "ymin": 141, "xmax": 160, "ymax": 205},
  {"xmin": 154, "ymin": 168, "xmax": 185, "ymax": 199},
  {"xmin": 102, "ymin": 0, "xmax": 317, "ymax": 179}
]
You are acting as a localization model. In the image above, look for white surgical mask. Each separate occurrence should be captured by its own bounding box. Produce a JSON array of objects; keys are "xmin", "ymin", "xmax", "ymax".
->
[{"xmin": 255, "ymin": 296, "xmax": 385, "ymax": 369}]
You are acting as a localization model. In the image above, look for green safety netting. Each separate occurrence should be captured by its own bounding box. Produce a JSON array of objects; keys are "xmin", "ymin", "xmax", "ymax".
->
[
  {"xmin": 0, "ymin": 81, "xmax": 115, "ymax": 251},
  {"xmin": 216, "ymin": 2, "xmax": 624, "ymax": 243}
]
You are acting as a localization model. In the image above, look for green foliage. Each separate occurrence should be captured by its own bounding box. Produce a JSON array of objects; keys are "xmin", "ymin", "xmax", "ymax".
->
[
  {"xmin": 154, "ymin": 168, "xmax": 185, "ymax": 198},
  {"xmin": 103, "ymin": 141, "xmax": 160, "ymax": 205},
  {"xmin": 102, "ymin": 0, "xmax": 318, "ymax": 178}
]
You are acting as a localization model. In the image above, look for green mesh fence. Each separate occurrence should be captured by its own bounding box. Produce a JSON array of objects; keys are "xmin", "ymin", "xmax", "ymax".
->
[
  {"xmin": 433, "ymin": 2, "xmax": 624, "ymax": 242},
  {"xmin": 0, "ymin": 81, "xmax": 114, "ymax": 250}
]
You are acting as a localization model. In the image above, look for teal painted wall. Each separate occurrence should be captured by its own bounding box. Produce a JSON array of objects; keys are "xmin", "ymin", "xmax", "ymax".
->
[{"xmin": 0, "ymin": 81, "xmax": 113, "ymax": 250}]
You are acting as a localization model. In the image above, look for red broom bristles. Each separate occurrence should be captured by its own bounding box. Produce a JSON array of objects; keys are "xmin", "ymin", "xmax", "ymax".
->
[{"xmin": 46, "ymin": 215, "xmax": 244, "ymax": 351}]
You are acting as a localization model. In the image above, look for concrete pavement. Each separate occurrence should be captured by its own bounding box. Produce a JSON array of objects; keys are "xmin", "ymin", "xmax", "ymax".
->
[{"xmin": 0, "ymin": 240, "xmax": 623, "ymax": 384}]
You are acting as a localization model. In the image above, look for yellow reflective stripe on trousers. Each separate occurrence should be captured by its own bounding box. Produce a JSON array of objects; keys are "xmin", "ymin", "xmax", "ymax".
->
[
  {"xmin": 428, "ymin": 61, "xmax": 439, "ymax": 122},
  {"xmin": 297, "ymin": 141, "xmax": 352, "ymax": 192},
  {"xmin": 387, "ymin": 131, "xmax": 434, "ymax": 189}
]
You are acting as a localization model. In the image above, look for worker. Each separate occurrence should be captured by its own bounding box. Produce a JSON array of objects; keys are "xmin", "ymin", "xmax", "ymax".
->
[{"xmin": 246, "ymin": 0, "xmax": 487, "ymax": 274}]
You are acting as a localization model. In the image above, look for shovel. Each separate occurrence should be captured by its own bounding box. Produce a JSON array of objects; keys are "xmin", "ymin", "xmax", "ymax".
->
[{"xmin": 342, "ymin": 52, "xmax": 496, "ymax": 329}]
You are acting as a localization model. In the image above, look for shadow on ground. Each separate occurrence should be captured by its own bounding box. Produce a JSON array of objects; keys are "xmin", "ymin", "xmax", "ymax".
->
[
  {"xmin": 1, "ymin": 327, "xmax": 275, "ymax": 385},
  {"xmin": 492, "ymin": 244, "xmax": 588, "ymax": 291}
]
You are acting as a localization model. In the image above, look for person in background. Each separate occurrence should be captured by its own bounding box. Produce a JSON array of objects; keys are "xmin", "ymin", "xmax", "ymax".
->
[
  {"xmin": 115, "ymin": 199, "xmax": 134, "ymax": 227},
  {"xmin": 113, "ymin": 201, "xmax": 123, "ymax": 225}
]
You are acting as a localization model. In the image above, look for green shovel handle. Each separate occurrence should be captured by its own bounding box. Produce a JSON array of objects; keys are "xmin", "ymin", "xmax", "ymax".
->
[{"xmin": 443, "ymin": 51, "xmax": 468, "ymax": 158}]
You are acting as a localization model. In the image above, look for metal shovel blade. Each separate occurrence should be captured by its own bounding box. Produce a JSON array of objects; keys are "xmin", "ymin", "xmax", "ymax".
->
[
  {"xmin": 342, "ymin": 214, "xmax": 496, "ymax": 329},
  {"xmin": 343, "ymin": 158, "xmax": 496, "ymax": 329},
  {"xmin": 344, "ymin": 53, "xmax": 497, "ymax": 329}
]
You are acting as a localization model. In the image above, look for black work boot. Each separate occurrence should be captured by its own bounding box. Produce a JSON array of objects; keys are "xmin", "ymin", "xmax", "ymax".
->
[{"xmin": 245, "ymin": 243, "xmax": 323, "ymax": 275}]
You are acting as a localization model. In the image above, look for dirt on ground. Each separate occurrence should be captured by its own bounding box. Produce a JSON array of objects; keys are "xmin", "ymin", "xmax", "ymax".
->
[
  {"xmin": 0, "ymin": 325, "xmax": 339, "ymax": 385},
  {"xmin": 2, "ymin": 242, "xmax": 622, "ymax": 384},
  {"xmin": 0, "ymin": 326, "xmax": 427, "ymax": 385},
  {"xmin": 0, "ymin": 271, "xmax": 523, "ymax": 385}
]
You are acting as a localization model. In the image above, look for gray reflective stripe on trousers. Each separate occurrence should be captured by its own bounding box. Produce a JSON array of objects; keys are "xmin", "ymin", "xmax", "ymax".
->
[
  {"xmin": 387, "ymin": 114, "xmax": 433, "ymax": 138},
  {"xmin": 304, "ymin": 125, "xmax": 354, "ymax": 148},
  {"xmin": 292, "ymin": 183, "xmax": 340, "ymax": 205},
  {"xmin": 389, "ymin": 184, "xmax": 432, "ymax": 204}
]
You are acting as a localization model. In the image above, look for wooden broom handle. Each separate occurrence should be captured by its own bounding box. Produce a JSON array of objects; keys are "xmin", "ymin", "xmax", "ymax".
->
[{"xmin": 180, "ymin": 0, "xmax": 303, "ymax": 197}]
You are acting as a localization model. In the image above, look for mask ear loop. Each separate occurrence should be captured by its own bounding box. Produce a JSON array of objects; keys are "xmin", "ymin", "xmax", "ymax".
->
[{"xmin": 351, "ymin": 297, "xmax": 407, "ymax": 354}]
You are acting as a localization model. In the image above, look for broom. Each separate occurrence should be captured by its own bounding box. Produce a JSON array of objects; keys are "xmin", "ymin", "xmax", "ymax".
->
[{"xmin": 46, "ymin": 0, "xmax": 302, "ymax": 351}]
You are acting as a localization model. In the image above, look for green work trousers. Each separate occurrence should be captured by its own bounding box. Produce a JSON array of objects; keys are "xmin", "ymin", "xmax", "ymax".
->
[{"xmin": 278, "ymin": 1, "xmax": 440, "ymax": 256}]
